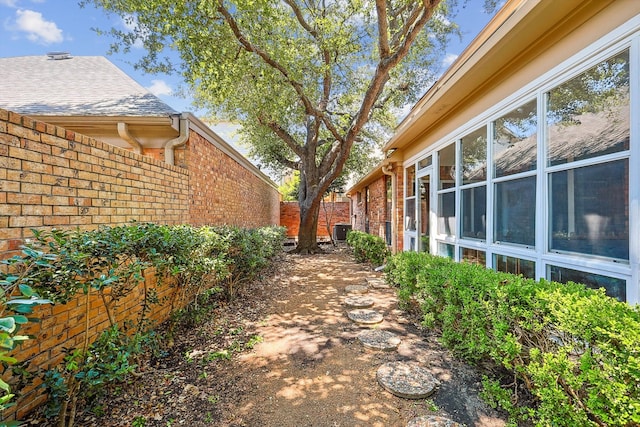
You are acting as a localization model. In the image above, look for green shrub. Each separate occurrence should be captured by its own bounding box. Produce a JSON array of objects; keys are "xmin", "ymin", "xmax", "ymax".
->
[
  {"xmin": 0, "ymin": 223, "xmax": 285, "ymax": 423},
  {"xmin": 386, "ymin": 252, "xmax": 640, "ymax": 426},
  {"xmin": 346, "ymin": 230, "xmax": 389, "ymax": 266}
]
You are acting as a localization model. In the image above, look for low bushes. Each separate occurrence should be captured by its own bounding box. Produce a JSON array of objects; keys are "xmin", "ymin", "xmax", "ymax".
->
[
  {"xmin": 0, "ymin": 223, "xmax": 285, "ymax": 425},
  {"xmin": 346, "ymin": 230, "xmax": 389, "ymax": 266},
  {"xmin": 385, "ymin": 252, "xmax": 640, "ymax": 426}
]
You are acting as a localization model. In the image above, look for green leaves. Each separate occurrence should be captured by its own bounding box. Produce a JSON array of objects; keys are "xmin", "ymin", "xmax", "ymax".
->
[
  {"xmin": 386, "ymin": 251, "xmax": 640, "ymax": 425},
  {"xmin": 346, "ymin": 230, "xmax": 390, "ymax": 266}
]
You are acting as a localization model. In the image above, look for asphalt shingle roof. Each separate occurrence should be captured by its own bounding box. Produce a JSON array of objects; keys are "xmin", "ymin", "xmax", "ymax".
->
[{"xmin": 0, "ymin": 55, "xmax": 178, "ymax": 117}]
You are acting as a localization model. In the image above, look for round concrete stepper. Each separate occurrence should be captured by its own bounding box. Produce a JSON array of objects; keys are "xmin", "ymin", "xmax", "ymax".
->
[
  {"xmin": 357, "ymin": 329, "xmax": 401, "ymax": 351},
  {"xmin": 344, "ymin": 296, "xmax": 375, "ymax": 309},
  {"xmin": 376, "ymin": 361, "xmax": 439, "ymax": 399},
  {"xmin": 347, "ymin": 309, "xmax": 384, "ymax": 325},
  {"xmin": 366, "ymin": 277, "xmax": 390, "ymax": 289},
  {"xmin": 345, "ymin": 284, "xmax": 369, "ymax": 294},
  {"xmin": 406, "ymin": 415, "xmax": 463, "ymax": 427}
]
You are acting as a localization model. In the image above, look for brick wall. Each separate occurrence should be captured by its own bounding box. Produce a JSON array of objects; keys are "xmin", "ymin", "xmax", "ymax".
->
[
  {"xmin": 0, "ymin": 109, "xmax": 190, "ymax": 259},
  {"xmin": 0, "ymin": 109, "xmax": 280, "ymax": 419},
  {"xmin": 351, "ymin": 176, "xmax": 389, "ymax": 240},
  {"xmin": 280, "ymin": 201, "xmax": 350, "ymax": 239},
  {"xmin": 187, "ymin": 129, "xmax": 280, "ymax": 227}
]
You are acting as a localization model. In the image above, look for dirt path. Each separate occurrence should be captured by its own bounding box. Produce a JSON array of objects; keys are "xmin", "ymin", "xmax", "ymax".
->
[{"xmin": 61, "ymin": 247, "xmax": 508, "ymax": 427}]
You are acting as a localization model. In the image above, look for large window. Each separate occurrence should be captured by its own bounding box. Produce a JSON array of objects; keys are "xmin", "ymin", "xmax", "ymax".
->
[
  {"xmin": 492, "ymin": 99, "xmax": 538, "ymax": 248},
  {"xmin": 546, "ymin": 49, "xmax": 630, "ymax": 261},
  {"xmin": 403, "ymin": 41, "xmax": 635, "ymax": 302}
]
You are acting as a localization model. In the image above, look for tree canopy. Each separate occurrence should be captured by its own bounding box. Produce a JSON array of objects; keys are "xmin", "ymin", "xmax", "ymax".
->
[{"xmin": 82, "ymin": 0, "xmax": 497, "ymax": 252}]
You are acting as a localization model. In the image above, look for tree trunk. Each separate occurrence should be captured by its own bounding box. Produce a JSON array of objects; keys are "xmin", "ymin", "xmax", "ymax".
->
[{"xmin": 295, "ymin": 197, "xmax": 321, "ymax": 254}]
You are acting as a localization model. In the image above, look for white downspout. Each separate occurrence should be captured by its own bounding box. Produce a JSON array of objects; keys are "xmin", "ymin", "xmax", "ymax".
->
[
  {"xmin": 117, "ymin": 122, "xmax": 142, "ymax": 154},
  {"xmin": 382, "ymin": 162, "xmax": 397, "ymax": 254},
  {"xmin": 164, "ymin": 117, "xmax": 189, "ymax": 166}
]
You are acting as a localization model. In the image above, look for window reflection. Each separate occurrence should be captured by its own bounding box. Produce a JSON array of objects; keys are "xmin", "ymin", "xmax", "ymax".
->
[
  {"xmin": 549, "ymin": 160, "xmax": 629, "ymax": 260},
  {"xmin": 439, "ymin": 144, "xmax": 456, "ymax": 190},
  {"xmin": 405, "ymin": 198, "xmax": 416, "ymax": 231},
  {"xmin": 461, "ymin": 247, "xmax": 486, "ymax": 265},
  {"xmin": 462, "ymin": 127, "xmax": 487, "ymax": 184},
  {"xmin": 438, "ymin": 242, "xmax": 455, "ymax": 259},
  {"xmin": 494, "ymin": 254, "xmax": 535, "ymax": 279},
  {"xmin": 546, "ymin": 50, "xmax": 629, "ymax": 166},
  {"xmin": 406, "ymin": 165, "xmax": 416, "ymax": 197},
  {"xmin": 548, "ymin": 265, "xmax": 626, "ymax": 302},
  {"xmin": 493, "ymin": 99, "xmax": 537, "ymax": 177}
]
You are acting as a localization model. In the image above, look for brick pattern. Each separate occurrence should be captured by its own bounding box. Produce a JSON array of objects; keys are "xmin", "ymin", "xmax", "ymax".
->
[
  {"xmin": 350, "ymin": 171, "xmax": 403, "ymax": 251},
  {"xmin": 0, "ymin": 109, "xmax": 190, "ymax": 259},
  {"xmin": 0, "ymin": 108, "xmax": 280, "ymax": 419},
  {"xmin": 187, "ymin": 131, "xmax": 280, "ymax": 227},
  {"xmin": 280, "ymin": 201, "xmax": 350, "ymax": 239},
  {"xmin": 351, "ymin": 176, "xmax": 389, "ymax": 240}
]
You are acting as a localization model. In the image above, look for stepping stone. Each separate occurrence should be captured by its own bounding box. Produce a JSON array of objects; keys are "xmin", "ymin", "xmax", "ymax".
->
[
  {"xmin": 357, "ymin": 329, "xmax": 401, "ymax": 351},
  {"xmin": 366, "ymin": 277, "xmax": 390, "ymax": 289},
  {"xmin": 347, "ymin": 309, "xmax": 383, "ymax": 325},
  {"xmin": 376, "ymin": 361, "xmax": 439, "ymax": 399},
  {"xmin": 345, "ymin": 284, "xmax": 368, "ymax": 294},
  {"xmin": 344, "ymin": 296, "xmax": 374, "ymax": 309},
  {"xmin": 406, "ymin": 416, "xmax": 462, "ymax": 427}
]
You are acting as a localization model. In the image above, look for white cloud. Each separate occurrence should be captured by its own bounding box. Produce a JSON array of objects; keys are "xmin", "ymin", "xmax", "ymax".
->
[
  {"xmin": 146, "ymin": 79, "xmax": 173, "ymax": 96},
  {"xmin": 0, "ymin": 0, "xmax": 18, "ymax": 7},
  {"xmin": 442, "ymin": 53, "xmax": 458, "ymax": 68},
  {"xmin": 15, "ymin": 9, "xmax": 63, "ymax": 44}
]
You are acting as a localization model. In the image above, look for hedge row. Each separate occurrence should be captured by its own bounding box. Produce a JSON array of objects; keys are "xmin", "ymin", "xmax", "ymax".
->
[
  {"xmin": 0, "ymin": 223, "xmax": 286, "ymax": 423},
  {"xmin": 345, "ymin": 230, "xmax": 389, "ymax": 266},
  {"xmin": 385, "ymin": 251, "xmax": 640, "ymax": 426}
]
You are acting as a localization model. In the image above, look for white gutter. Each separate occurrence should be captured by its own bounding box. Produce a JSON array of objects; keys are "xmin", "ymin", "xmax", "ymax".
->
[
  {"xmin": 117, "ymin": 122, "xmax": 142, "ymax": 154},
  {"xmin": 382, "ymin": 161, "xmax": 397, "ymax": 254},
  {"xmin": 164, "ymin": 116, "xmax": 189, "ymax": 166}
]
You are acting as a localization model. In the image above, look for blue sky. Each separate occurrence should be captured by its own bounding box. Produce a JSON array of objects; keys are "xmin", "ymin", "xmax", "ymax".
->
[{"xmin": 1, "ymin": 0, "xmax": 498, "ymax": 118}]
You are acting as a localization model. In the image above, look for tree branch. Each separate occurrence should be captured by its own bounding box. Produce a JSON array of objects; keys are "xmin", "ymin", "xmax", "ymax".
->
[
  {"xmin": 376, "ymin": 0, "xmax": 391, "ymax": 58},
  {"xmin": 257, "ymin": 115, "xmax": 305, "ymax": 160}
]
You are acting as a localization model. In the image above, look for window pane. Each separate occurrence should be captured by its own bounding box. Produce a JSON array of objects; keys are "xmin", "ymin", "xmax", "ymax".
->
[
  {"xmin": 461, "ymin": 185, "xmax": 486, "ymax": 240},
  {"xmin": 546, "ymin": 50, "xmax": 629, "ymax": 166},
  {"xmin": 548, "ymin": 265, "xmax": 626, "ymax": 302},
  {"xmin": 462, "ymin": 127, "xmax": 487, "ymax": 184},
  {"xmin": 461, "ymin": 247, "xmax": 486, "ymax": 265},
  {"xmin": 438, "ymin": 242, "xmax": 454, "ymax": 259},
  {"xmin": 406, "ymin": 165, "xmax": 416, "ymax": 197},
  {"xmin": 494, "ymin": 176, "xmax": 536, "ymax": 246},
  {"xmin": 493, "ymin": 99, "xmax": 537, "ymax": 177},
  {"xmin": 549, "ymin": 160, "xmax": 629, "ymax": 260},
  {"xmin": 494, "ymin": 254, "xmax": 536, "ymax": 279},
  {"xmin": 418, "ymin": 156, "xmax": 432, "ymax": 169},
  {"xmin": 438, "ymin": 191, "xmax": 456, "ymax": 237},
  {"xmin": 439, "ymin": 144, "xmax": 456, "ymax": 190},
  {"xmin": 405, "ymin": 197, "xmax": 416, "ymax": 231}
]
